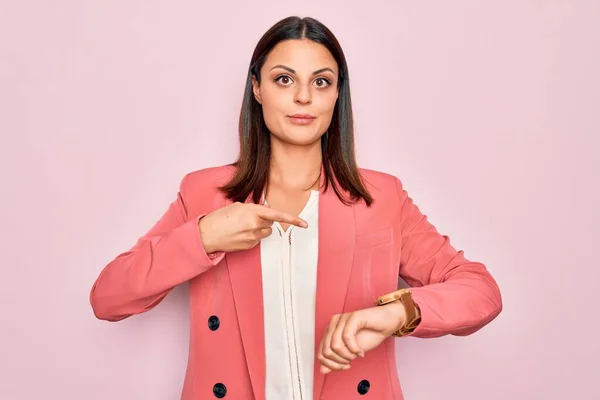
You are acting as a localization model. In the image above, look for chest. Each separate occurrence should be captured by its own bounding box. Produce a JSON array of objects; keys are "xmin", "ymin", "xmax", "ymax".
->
[
  {"xmin": 263, "ymin": 187, "xmax": 316, "ymax": 231},
  {"xmin": 260, "ymin": 189, "xmax": 320, "ymax": 308}
]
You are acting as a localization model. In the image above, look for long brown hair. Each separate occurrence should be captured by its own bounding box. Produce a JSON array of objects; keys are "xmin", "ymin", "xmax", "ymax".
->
[{"xmin": 220, "ymin": 16, "xmax": 373, "ymax": 207}]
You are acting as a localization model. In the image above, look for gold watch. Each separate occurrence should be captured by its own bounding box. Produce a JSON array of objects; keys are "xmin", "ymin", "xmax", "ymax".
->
[{"xmin": 376, "ymin": 288, "xmax": 421, "ymax": 337}]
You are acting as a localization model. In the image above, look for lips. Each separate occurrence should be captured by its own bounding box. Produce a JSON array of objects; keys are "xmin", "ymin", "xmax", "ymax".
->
[
  {"xmin": 288, "ymin": 114, "xmax": 316, "ymax": 125},
  {"xmin": 289, "ymin": 114, "xmax": 315, "ymax": 120}
]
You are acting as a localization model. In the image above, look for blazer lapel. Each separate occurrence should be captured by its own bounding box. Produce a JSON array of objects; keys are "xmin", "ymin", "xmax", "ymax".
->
[
  {"xmin": 224, "ymin": 172, "xmax": 356, "ymax": 400},
  {"xmin": 312, "ymin": 180, "xmax": 356, "ymax": 399},
  {"xmin": 225, "ymin": 195, "xmax": 266, "ymax": 400}
]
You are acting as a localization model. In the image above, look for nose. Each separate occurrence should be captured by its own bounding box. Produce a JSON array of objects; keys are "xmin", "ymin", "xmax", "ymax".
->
[{"xmin": 294, "ymin": 83, "xmax": 312, "ymax": 105}]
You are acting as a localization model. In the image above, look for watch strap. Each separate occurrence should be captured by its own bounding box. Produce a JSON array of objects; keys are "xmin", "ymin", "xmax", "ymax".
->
[{"xmin": 376, "ymin": 288, "xmax": 421, "ymax": 337}]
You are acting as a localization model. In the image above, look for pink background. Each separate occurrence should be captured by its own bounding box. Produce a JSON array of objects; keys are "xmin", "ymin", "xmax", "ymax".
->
[{"xmin": 1, "ymin": 1, "xmax": 598, "ymax": 399}]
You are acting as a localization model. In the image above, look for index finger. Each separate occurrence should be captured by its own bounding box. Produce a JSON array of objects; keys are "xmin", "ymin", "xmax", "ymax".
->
[{"xmin": 253, "ymin": 205, "xmax": 308, "ymax": 228}]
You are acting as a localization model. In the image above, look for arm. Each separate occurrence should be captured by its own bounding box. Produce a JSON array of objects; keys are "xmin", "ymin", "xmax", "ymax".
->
[
  {"xmin": 89, "ymin": 174, "xmax": 224, "ymax": 322},
  {"xmin": 394, "ymin": 177, "xmax": 502, "ymax": 338}
]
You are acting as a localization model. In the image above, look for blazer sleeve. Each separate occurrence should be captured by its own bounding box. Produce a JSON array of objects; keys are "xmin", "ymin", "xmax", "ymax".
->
[
  {"xmin": 89, "ymin": 173, "xmax": 225, "ymax": 322},
  {"xmin": 394, "ymin": 177, "xmax": 502, "ymax": 338}
]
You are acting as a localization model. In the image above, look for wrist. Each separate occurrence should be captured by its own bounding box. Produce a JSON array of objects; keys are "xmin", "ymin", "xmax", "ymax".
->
[
  {"xmin": 382, "ymin": 301, "xmax": 406, "ymax": 336},
  {"xmin": 198, "ymin": 216, "xmax": 218, "ymax": 254}
]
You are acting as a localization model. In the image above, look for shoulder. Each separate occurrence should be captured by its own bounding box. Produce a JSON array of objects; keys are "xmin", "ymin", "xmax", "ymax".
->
[
  {"xmin": 351, "ymin": 168, "xmax": 406, "ymax": 232},
  {"xmin": 353, "ymin": 167, "xmax": 407, "ymax": 213},
  {"xmin": 183, "ymin": 164, "xmax": 235, "ymax": 186},
  {"xmin": 358, "ymin": 167, "xmax": 403, "ymax": 196},
  {"xmin": 178, "ymin": 164, "xmax": 235, "ymax": 198},
  {"xmin": 358, "ymin": 167, "xmax": 397, "ymax": 186},
  {"xmin": 355, "ymin": 167, "xmax": 420, "ymax": 219}
]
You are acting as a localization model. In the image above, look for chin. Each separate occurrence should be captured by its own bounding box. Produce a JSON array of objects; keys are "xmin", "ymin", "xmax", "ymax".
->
[
  {"xmin": 270, "ymin": 125, "xmax": 323, "ymax": 146},
  {"xmin": 283, "ymin": 131, "xmax": 324, "ymax": 146}
]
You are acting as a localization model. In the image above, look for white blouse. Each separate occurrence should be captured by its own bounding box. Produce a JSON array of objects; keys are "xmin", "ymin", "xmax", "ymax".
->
[{"xmin": 260, "ymin": 190, "xmax": 320, "ymax": 400}]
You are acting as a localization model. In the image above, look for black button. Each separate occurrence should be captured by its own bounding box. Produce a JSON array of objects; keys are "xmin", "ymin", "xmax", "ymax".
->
[
  {"xmin": 357, "ymin": 379, "xmax": 370, "ymax": 395},
  {"xmin": 208, "ymin": 315, "xmax": 220, "ymax": 331},
  {"xmin": 213, "ymin": 382, "xmax": 227, "ymax": 398}
]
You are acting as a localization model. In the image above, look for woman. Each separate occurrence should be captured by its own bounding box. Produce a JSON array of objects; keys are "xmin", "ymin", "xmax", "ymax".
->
[{"xmin": 90, "ymin": 16, "xmax": 502, "ymax": 400}]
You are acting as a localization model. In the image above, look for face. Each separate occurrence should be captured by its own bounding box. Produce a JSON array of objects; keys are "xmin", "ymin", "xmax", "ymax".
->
[{"xmin": 252, "ymin": 39, "xmax": 339, "ymax": 146}]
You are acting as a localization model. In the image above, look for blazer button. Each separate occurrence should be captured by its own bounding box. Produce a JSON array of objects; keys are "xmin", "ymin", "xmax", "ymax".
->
[
  {"xmin": 213, "ymin": 382, "xmax": 227, "ymax": 398},
  {"xmin": 357, "ymin": 379, "xmax": 370, "ymax": 395},
  {"xmin": 208, "ymin": 315, "xmax": 220, "ymax": 331}
]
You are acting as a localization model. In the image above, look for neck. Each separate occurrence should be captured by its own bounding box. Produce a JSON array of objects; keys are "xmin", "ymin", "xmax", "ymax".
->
[{"xmin": 268, "ymin": 136, "xmax": 322, "ymax": 191}]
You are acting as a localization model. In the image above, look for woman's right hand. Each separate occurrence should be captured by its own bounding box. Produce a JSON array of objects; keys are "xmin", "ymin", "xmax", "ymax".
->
[{"xmin": 197, "ymin": 202, "xmax": 308, "ymax": 254}]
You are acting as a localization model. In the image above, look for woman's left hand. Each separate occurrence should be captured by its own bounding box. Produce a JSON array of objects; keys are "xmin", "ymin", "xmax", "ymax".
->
[{"xmin": 317, "ymin": 302, "xmax": 406, "ymax": 374}]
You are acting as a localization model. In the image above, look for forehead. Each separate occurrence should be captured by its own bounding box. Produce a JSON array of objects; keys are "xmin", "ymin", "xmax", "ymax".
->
[{"xmin": 264, "ymin": 39, "xmax": 338, "ymax": 73}]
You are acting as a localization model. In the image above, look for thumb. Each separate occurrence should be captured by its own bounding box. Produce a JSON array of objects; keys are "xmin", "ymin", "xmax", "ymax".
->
[{"xmin": 343, "ymin": 316, "xmax": 366, "ymax": 358}]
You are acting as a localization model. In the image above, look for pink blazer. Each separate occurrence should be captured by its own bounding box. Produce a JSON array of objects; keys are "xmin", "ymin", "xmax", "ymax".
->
[{"xmin": 90, "ymin": 165, "xmax": 502, "ymax": 400}]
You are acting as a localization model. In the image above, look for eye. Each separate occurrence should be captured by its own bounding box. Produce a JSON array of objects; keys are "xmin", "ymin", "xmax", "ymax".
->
[
  {"xmin": 274, "ymin": 74, "xmax": 293, "ymax": 85},
  {"xmin": 314, "ymin": 77, "xmax": 332, "ymax": 88}
]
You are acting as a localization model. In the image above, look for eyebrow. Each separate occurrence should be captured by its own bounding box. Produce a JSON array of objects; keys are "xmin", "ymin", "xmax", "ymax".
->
[{"xmin": 269, "ymin": 64, "xmax": 337, "ymax": 76}]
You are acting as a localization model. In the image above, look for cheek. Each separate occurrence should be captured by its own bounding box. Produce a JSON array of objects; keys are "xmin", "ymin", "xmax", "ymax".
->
[
  {"xmin": 316, "ymin": 92, "xmax": 338, "ymax": 121},
  {"xmin": 261, "ymin": 90, "xmax": 288, "ymax": 118},
  {"xmin": 259, "ymin": 93, "xmax": 280, "ymax": 123},
  {"xmin": 317, "ymin": 90, "xmax": 338, "ymax": 110},
  {"xmin": 261, "ymin": 106, "xmax": 280, "ymax": 133},
  {"xmin": 261, "ymin": 85, "xmax": 287, "ymax": 106}
]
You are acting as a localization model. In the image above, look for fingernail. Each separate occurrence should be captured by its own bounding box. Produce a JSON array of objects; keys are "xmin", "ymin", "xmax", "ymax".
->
[
  {"xmin": 342, "ymin": 365, "xmax": 351, "ymax": 370},
  {"xmin": 360, "ymin": 352, "xmax": 365, "ymax": 358},
  {"xmin": 301, "ymin": 222, "xmax": 308, "ymax": 228}
]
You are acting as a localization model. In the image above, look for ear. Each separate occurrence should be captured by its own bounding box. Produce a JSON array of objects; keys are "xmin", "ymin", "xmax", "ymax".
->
[{"xmin": 252, "ymin": 75, "xmax": 262, "ymax": 104}]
